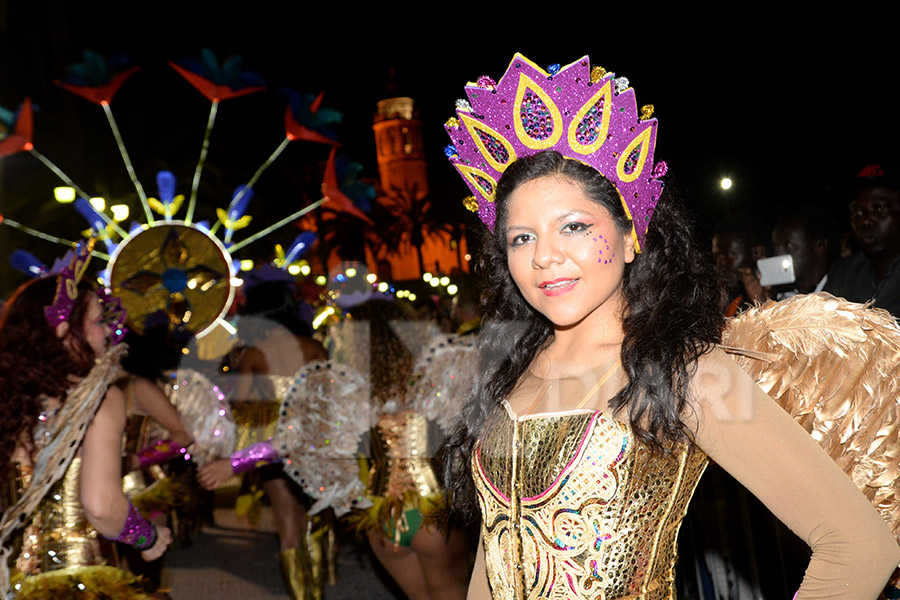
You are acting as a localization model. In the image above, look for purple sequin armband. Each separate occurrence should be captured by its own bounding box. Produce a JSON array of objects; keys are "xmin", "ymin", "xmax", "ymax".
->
[
  {"xmin": 230, "ymin": 441, "xmax": 281, "ymax": 474},
  {"xmin": 105, "ymin": 501, "xmax": 157, "ymax": 550},
  {"xmin": 138, "ymin": 439, "xmax": 187, "ymax": 469}
]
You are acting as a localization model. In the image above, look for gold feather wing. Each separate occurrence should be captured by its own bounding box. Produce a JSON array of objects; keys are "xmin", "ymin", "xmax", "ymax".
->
[{"xmin": 722, "ymin": 292, "xmax": 900, "ymax": 542}]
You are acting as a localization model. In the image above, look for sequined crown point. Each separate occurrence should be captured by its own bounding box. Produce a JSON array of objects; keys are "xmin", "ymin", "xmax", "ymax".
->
[
  {"xmin": 44, "ymin": 239, "xmax": 95, "ymax": 327},
  {"xmin": 444, "ymin": 53, "xmax": 667, "ymax": 251}
]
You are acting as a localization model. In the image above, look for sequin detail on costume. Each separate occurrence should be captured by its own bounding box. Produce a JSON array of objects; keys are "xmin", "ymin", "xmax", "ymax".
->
[
  {"xmin": 474, "ymin": 406, "xmax": 707, "ymax": 599},
  {"xmin": 476, "ymin": 129, "xmax": 510, "ymax": 164},
  {"xmin": 575, "ymin": 99, "xmax": 605, "ymax": 145},
  {"xmin": 520, "ymin": 90, "xmax": 553, "ymax": 141}
]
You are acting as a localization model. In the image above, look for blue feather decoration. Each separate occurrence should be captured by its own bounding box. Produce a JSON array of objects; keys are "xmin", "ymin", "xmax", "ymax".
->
[
  {"xmin": 74, "ymin": 197, "xmax": 107, "ymax": 232},
  {"xmin": 9, "ymin": 250, "xmax": 47, "ymax": 277},
  {"xmin": 175, "ymin": 48, "xmax": 265, "ymax": 90},
  {"xmin": 280, "ymin": 88, "xmax": 341, "ymax": 141},
  {"xmin": 335, "ymin": 155, "xmax": 375, "ymax": 213},
  {"xmin": 228, "ymin": 185, "xmax": 254, "ymax": 221},
  {"xmin": 156, "ymin": 171, "xmax": 176, "ymax": 204},
  {"xmin": 284, "ymin": 231, "xmax": 317, "ymax": 265}
]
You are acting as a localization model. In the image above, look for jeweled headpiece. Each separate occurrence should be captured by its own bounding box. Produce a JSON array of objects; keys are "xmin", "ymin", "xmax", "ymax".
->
[
  {"xmin": 44, "ymin": 239, "xmax": 94, "ymax": 327},
  {"xmin": 444, "ymin": 53, "xmax": 668, "ymax": 252}
]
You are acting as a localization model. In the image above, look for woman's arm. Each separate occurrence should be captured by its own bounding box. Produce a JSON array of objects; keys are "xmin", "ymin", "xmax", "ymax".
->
[
  {"xmin": 689, "ymin": 348, "xmax": 900, "ymax": 599},
  {"xmin": 128, "ymin": 376, "xmax": 193, "ymax": 448},
  {"xmin": 80, "ymin": 385, "xmax": 172, "ymax": 561},
  {"xmin": 232, "ymin": 345, "xmax": 273, "ymax": 401}
]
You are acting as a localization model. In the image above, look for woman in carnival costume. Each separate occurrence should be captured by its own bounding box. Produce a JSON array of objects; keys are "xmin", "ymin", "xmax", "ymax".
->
[
  {"xmin": 440, "ymin": 53, "xmax": 900, "ymax": 599},
  {"xmin": 264, "ymin": 296, "xmax": 477, "ymax": 600},
  {"xmin": 198, "ymin": 276, "xmax": 330, "ymax": 600},
  {"xmin": 331, "ymin": 299, "xmax": 472, "ymax": 600},
  {"xmin": 0, "ymin": 247, "xmax": 173, "ymax": 599}
]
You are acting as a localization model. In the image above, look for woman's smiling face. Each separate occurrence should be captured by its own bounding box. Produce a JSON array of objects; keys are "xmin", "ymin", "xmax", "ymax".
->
[{"xmin": 504, "ymin": 175, "xmax": 634, "ymax": 331}]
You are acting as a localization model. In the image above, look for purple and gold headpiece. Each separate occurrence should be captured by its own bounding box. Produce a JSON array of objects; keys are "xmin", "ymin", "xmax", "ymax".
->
[
  {"xmin": 444, "ymin": 53, "xmax": 667, "ymax": 252},
  {"xmin": 44, "ymin": 238, "xmax": 128, "ymax": 344},
  {"xmin": 44, "ymin": 239, "xmax": 94, "ymax": 327}
]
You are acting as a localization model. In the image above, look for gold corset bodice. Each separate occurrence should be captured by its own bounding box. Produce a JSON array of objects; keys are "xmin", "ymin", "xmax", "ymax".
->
[
  {"xmin": 14, "ymin": 458, "xmax": 110, "ymax": 576},
  {"xmin": 231, "ymin": 374, "xmax": 294, "ymax": 450},
  {"xmin": 473, "ymin": 404, "xmax": 708, "ymax": 600},
  {"xmin": 367, "ymin": 410, "xmax": 440, "ymax": 501}
]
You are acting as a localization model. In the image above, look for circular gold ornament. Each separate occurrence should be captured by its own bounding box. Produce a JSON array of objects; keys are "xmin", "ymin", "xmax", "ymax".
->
[
  {"xmin": 108, "ymin": 222, "xmax": 234, "ymax": 335},
  {"xmin": 462, "ymin": 195, "xmax": 479, "ymax": 213},
  {"xmin": 590, "ymin": 66, "xmax": 607, "ymax": 83},
  {"xmin": 640, "ymin": 104, "xmax": 655, "ymax": 120},
  {"xmin": 445, "ymin": 117, "xmax": 460, "ymax": 128}
]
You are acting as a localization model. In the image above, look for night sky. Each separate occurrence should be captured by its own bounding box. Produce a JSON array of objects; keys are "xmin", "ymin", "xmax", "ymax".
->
[{"xmin": 1, "ymin": 4, "xmax": 896, "ymax": 295}]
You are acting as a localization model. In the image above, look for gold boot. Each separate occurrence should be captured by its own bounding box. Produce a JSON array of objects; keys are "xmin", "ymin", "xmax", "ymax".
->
[
  {"xmin": 279, "ymin": 546, "xmax": 315, "ymax": 600},
  {"xmin": 308, "ymin": 512, "xmax": 336, "ymax": 597}
]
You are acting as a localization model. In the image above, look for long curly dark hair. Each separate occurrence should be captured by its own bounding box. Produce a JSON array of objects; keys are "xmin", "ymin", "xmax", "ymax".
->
[
  {"xmin": 0, "ymin": 277, "xmax": 98, "ymax": 480},
  {"xmin": 441, "ymin": 150, "xmax": 725, "ymax": 522}
]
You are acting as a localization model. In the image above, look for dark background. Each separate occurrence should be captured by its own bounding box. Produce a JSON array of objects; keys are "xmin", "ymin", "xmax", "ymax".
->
[{"xmin": 1, "ymin": 2, "xmax": 896, "ymax": 295}]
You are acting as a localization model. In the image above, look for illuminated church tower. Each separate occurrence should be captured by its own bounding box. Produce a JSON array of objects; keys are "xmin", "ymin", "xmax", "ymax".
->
[
  {"xmin": 373, "ymin": 96, "xmax": 428, "ymax": 202},
  {"xmin": 372, "ymin": 86, "xmax": 467, "ymax": 281}
]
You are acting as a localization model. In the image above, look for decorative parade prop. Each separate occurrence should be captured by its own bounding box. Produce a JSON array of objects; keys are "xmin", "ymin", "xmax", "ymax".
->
[
  {"xmin": 444, "ymin": 53, "xmax": 667, "ymax": 252},
  {"xmin": 1, "ymin": 49, "xmax": 358, "ymax": 338}
]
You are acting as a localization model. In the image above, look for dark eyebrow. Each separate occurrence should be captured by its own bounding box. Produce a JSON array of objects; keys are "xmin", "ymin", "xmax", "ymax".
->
[
  {"xmin": 504, "ymin": 209, "xmax": 596, "ymax": 235},
  {"xmin": 554, "ymin": 210, "xmax": 593, "ymax": 224},
  {"xmin": 504, "ymin": 225, "xmax": 531, "ymax": 235}
]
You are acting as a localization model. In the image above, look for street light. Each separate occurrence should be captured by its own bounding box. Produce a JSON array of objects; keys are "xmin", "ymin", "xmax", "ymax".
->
[
  {"xmin": 54, "ymin": 187, "xmax": 76, "ymax": 203},
  {"xmin": 720, "ymin": 177, "xmax": 733, "ymax": 191},
  {"xmin": 110, "ymin": 204, "xmax": 129, "ymax": 222}
]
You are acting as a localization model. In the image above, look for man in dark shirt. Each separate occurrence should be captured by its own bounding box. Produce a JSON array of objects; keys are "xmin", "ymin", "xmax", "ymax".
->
[
  {"xmin": 825, "ymin": 164, "xmax": 900, "ymax": 317},
  {"xmin": 772, "ymin": 206, "xmax": 840, "ymax": 299}
]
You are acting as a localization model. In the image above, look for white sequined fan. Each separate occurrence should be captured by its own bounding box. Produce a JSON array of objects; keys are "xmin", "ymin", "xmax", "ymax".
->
[
  {"xmin": 276, "ymin": 362, "xmax": 376, "ymax": 516},
  {"xmin": 162, "ymin": 369, "xmax": 237, "ymax": 466},
  {"xmin": 410, "ymin": 334, "xmax": 478, "ymax": 435}
]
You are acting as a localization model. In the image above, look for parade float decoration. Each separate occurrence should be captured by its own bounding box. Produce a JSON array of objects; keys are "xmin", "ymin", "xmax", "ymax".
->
[{"xmin": 1, "ymin": 49, "xmax": 372, "ymax": 343}]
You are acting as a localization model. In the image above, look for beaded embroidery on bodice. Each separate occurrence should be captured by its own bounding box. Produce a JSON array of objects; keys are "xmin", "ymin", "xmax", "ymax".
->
[{"xmin": 473, "ymin": 403, "xmax": 708, "ymax": 600}]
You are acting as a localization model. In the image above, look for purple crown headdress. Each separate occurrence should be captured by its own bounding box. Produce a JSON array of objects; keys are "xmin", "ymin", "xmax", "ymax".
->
[
  {"xmin": 44, "ymin": 238, "xmax": 129, "ymax": 345},
  {"xmin": 44, "ymin": 239, "xmax": 95, "ymax": 327},
  {"xmin": 444, "ymin": 53, "xmax": 668, "ymax": 252}
]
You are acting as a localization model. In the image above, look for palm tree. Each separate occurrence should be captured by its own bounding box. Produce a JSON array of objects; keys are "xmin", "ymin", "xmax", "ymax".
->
[{"xmin": 380, "ymin": 181, "xmax": 452, "ymax": 277}]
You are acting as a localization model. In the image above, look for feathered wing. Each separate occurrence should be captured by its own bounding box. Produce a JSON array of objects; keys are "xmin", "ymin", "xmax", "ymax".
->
[
  {"xmin": 722, "ymin": 292, "xmax": 900, "ymax": 542},
  {"xmin": 163, "ymin": 369, "xmax": 237, "ymax": 466},
  {"xmin": 276, "ymin": 362, "xmax": 375, "ymax": 517},
  {"xmin": 409, "ymin": 334, "xmax": 478, "ymax": 435}
]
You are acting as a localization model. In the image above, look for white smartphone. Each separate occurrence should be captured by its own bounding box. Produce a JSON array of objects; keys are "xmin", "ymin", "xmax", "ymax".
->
[{"xmin": 757, "ymin": 254, "xmax": 796, "ymax": 287}]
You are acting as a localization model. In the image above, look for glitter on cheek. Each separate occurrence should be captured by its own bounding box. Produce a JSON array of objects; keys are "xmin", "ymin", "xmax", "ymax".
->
[{"xmin": 595, "ymin": 234, "xmax": 612, "ymax": 264}]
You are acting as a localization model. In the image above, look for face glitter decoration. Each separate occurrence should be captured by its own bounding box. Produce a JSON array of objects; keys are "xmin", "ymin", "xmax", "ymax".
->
[
  {"xmin": 505, "ymin": 176, "xmax": 635, "ymax": 330},
  {"xmin": 593, "ymin": 234, "xmax": 614, "ymax": 264}
]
